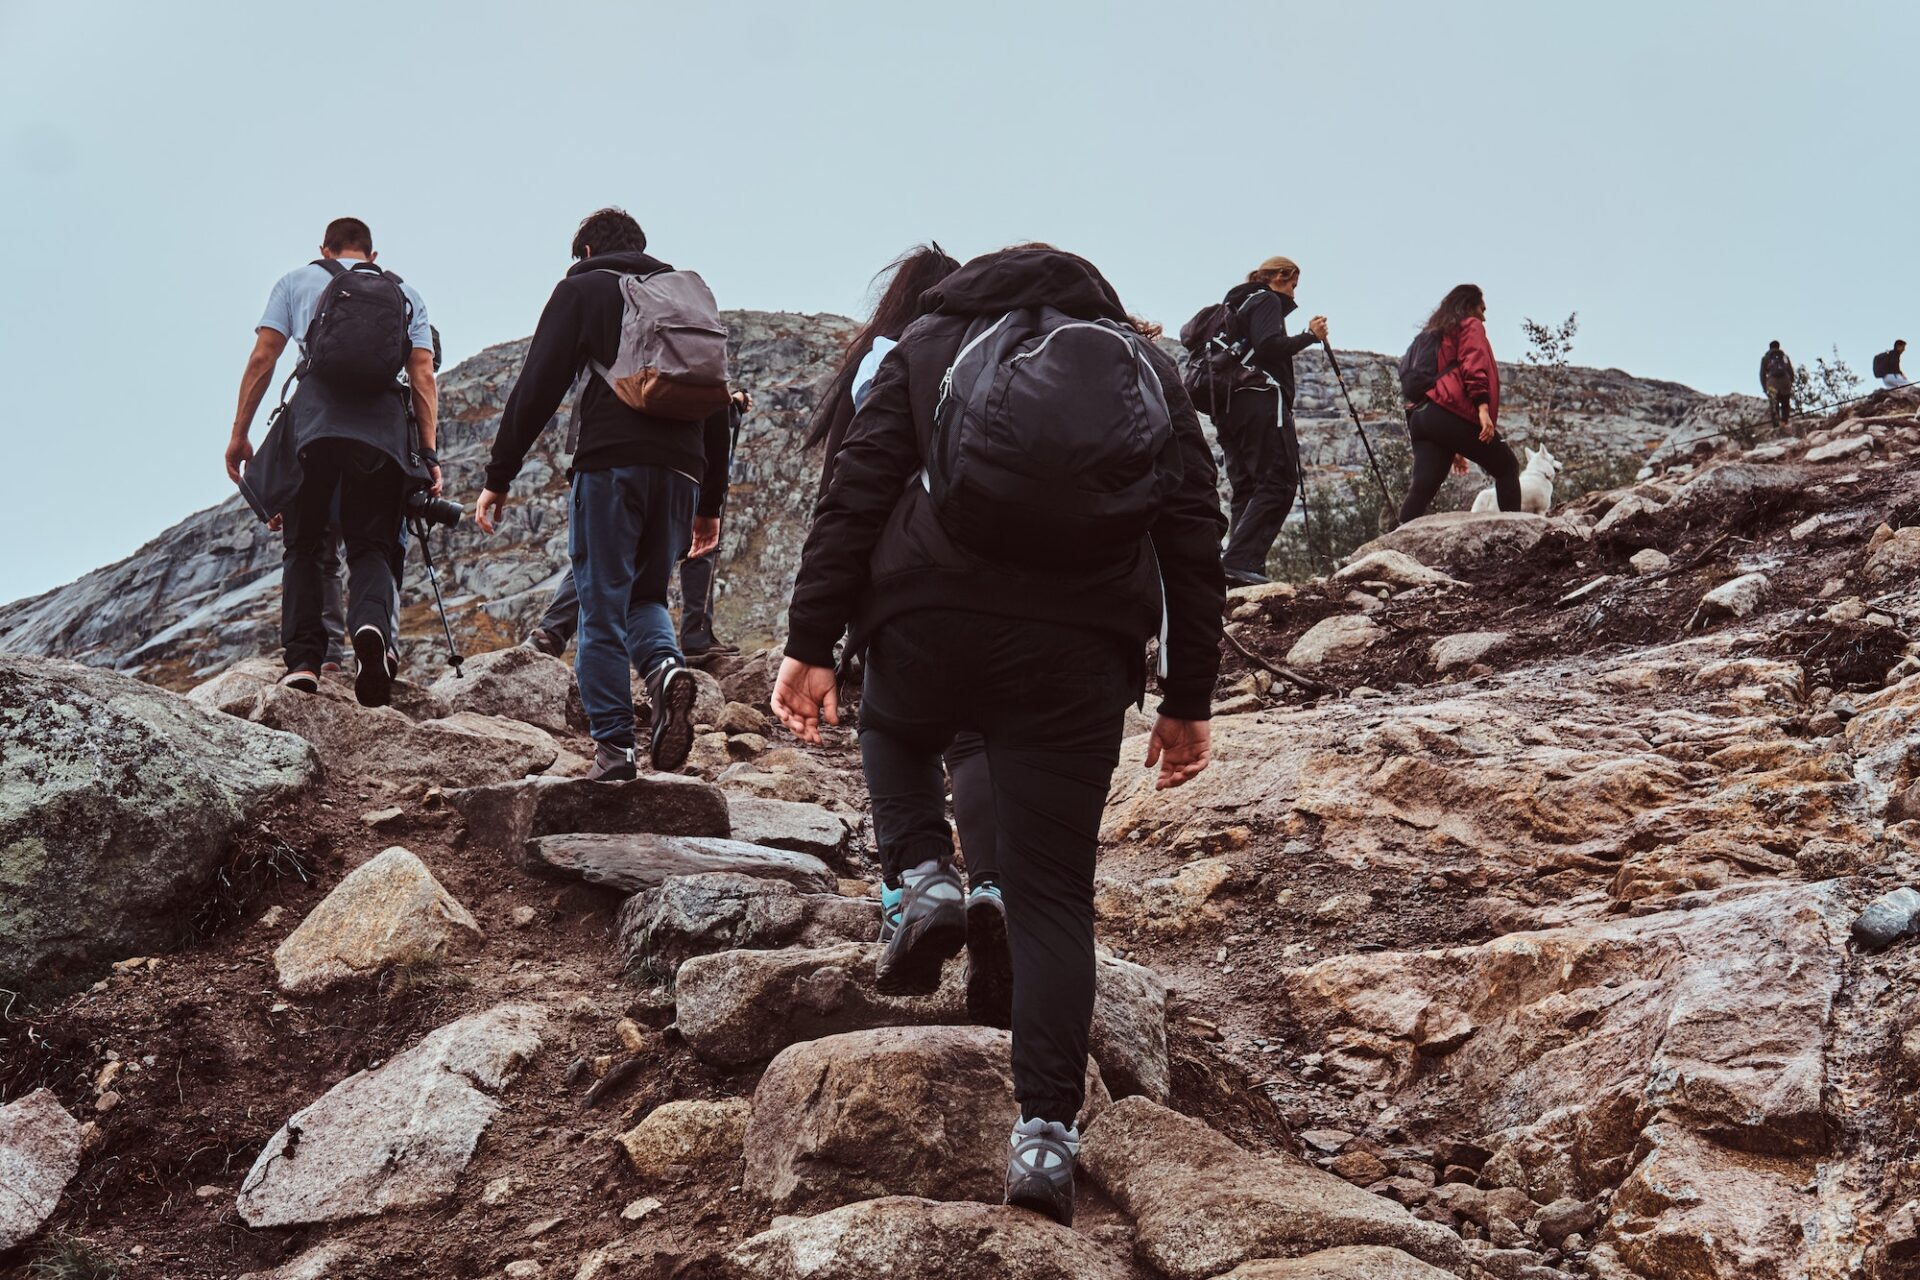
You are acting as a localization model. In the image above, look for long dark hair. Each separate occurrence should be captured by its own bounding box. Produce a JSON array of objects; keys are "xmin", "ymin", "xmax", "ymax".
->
[
  {"xmin": 806, "ymin": 244, "xmax": 961, "ymax": 450},
  {"xmin": 1423, "ymin": 284, "xmax": 1485, "ymax": 335}
]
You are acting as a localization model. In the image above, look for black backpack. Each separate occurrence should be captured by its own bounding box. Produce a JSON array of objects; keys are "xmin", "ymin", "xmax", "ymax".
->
[
  {"xmin": 1874, "ymin": 349, "xmax": 1897, "ymax": 379},
  {"xmin": 928, "ymin": 307, "xmax": 1177, "ymax": 568},
  {"xmin": 302, "ymin": 260, "xmax": 414, "ymax": 396},
  {"xmin": 1762, "ymin": 349, "xmax": 1792, "ymax": 381},
  {"xmin": 1398, "ymin": 330, "xmax": 1455, "ymax": 406},
  {"xmin": 1177, "ymin": 296, "xmax": 1259, "ymax": 416}
]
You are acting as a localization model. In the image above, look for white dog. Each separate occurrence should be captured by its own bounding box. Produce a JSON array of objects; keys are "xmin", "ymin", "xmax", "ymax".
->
[{"xmin": 1471, "ymin": 445, "xmax": 1560, "ymax": 515}]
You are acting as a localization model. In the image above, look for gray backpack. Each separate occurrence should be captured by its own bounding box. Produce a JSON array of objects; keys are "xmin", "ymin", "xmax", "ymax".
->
[{"xmin": 591, "ymin": 267, "xmax": 731, "ymax": 421}]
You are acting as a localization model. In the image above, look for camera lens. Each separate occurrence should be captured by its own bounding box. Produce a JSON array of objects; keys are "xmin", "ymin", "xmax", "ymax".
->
[{"xmin": 406, "ymin": 490, "xmax": 465, "ymax": 528}]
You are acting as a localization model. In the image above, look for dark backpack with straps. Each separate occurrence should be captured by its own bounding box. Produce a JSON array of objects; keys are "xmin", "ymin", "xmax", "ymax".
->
[
  {"xmin": 1177, "ymin": 296, "xmax": 1260, "ymax": 417},
  {"xmin": 1762, "ymin": 348, "xmax": 1792, "ymax": 381},
  {"xmin": 1398, "ymin": 330, "xmax": 1451, "ymax": 405},
  {"xmin": 1874, "ymin": 349, "xmax": 1897, "ymax": 379},
  {"xmin": 928, "ymin": 307, "xmax": 1178, "ymax": 569},
  {"xmin": 302, "ymin": 260, "xmax": 414, "ymax": 396}
]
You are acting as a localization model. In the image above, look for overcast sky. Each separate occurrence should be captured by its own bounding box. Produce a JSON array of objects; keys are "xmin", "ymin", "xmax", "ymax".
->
[{"xmin": 0, "ymin": 0, "xmax": 1906, "ymax": 604}]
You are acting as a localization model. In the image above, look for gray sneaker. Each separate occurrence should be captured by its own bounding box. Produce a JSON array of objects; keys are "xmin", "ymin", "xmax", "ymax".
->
[
  {"xmin": 1005, "ymin": 1117, "xmax": 1079, "ymax": 1226},
  {"xmin": 964, "ymin": 881, "xmax": 1013, "ymax": 1030},
  {"xmin": 874, "ymin": 858, "xmax": 966, "ymax": 996}
]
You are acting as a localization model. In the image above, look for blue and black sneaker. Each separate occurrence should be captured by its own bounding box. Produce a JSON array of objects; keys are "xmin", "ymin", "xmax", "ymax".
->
[
  {"xmin": 1005, "ymin": 1116, "xmax": 1079, "ymax": 1226},
  {"xmin": 878, "ymin": 883, "xmax": 905, "ymax": 944},
  {"xmin": 964, "ymin": 880, "xmax": 1013, "ymax": 1029},
  {"xmin": 874, "ymin": 858, "xmax": 965, "ymax": 996}
]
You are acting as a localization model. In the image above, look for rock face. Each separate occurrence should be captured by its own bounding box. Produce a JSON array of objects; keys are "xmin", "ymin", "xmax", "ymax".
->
[
  {"xmin": 723, "ymin": 1197, "xmax": 1133, "ymax": 1280},
  {"xmin": 236, "ymin": 1004, "xmax": 544, "ymax": 1227},
  {"xmin": 0, "ymin": 655, "xmax": 318, "ymax": 998},
  {"xmin": 448, "ymin": 774, "xmax": 732, "ymax": 854},
  {"xmin": 742, "ymin": 1025, "xmax": 1107, "ymax": 1213},
  {"xmin": 526, "ymin": 833, "xmax": 836, "ymax": 895},
  {"xmin": 1081, "ymin": 1097, "xmax": 1470, "ymax": 1278},
  {"xmin": 250, "ymin": 685, "xmax": 555, "ymax": 786},
  {"xmin": 616, "ymin": 872, "xmax": 875, "ymax": 973},
  {"xmin": 1287, "ymin": 615, "xmax": 1384, "ymax": 667},
  {"xmin": 0, "ymin": 1088, "xmax": 81, "ymax": 1251},
  {"xmin": 272, "ymin": 846, "xmax": 484, "ymax": 994},
  {"xmin": 428, "ymin": 644, "xmax": 583, "ymax": 735},
  {"xmin": 1349, "ymin": 511, "xmax": 1557, "ymax": 571}
]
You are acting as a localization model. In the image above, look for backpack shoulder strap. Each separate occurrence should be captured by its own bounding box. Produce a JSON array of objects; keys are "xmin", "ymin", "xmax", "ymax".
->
[{"xmin": 312, "ymin": 259, "xmax": 347, "ymax": 277}]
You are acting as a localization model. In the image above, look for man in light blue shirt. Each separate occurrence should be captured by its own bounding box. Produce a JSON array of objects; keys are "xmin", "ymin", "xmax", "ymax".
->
[{"xmin": 225, "ymin": 217, "xmax": 440, "ymax": 707}]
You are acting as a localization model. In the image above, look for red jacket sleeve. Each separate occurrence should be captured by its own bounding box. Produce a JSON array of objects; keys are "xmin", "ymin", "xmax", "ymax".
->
[{"xmin": 1455, "ymin": 317, "xmax": 1499, "ymax": 420}]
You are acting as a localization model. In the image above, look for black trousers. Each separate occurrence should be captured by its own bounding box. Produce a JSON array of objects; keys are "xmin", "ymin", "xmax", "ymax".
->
[
  {"xmin": 1217, "ymin": 390, "xmax": 1298, "ymax": 575},
  {"xmin": 944, "ymin": 732, "xmax": 999, "ymax": 888},
  {"xmin": 1763, "ymin": 377, "xmax": 1793, "ymax": 427},
  {"xmin": 1399, "ymin": 401, "xmax": 1522, "ymax": 525},
  {"xmin": 859, "ymin": 610, "xmax": 1131, "ymax": 1124},
  {"xmin": 282, "ymin": 440, "xmax": 405, "ymax": 673}
]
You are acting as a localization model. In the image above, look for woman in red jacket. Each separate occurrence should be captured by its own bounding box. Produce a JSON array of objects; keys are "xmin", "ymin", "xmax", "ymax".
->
[{"xmin": 1399, "ymin": 284, "xmax": 1521, "ymax": 523}]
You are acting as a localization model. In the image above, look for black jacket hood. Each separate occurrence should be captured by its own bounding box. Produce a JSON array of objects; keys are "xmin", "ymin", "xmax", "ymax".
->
[
  {"xmin": 1225, "ymin": 280, "xmax": 1297, "ymax": 317},
  {"xmin": 926, "ymin": 248, "xmax": 1127, "ymax": 322},
  {"xmin": 566, "ymin": 250, "xmax": 670, "ymax": 278}
]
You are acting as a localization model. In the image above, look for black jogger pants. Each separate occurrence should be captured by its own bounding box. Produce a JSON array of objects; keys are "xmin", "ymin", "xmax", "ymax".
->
[
  {"xmin": 858, "ymin": 609, "xmax": 1132, "ymax": 1125},
  {"xmin": 282, "ymin": 440, "xmax": 405, "ymax": 674},
  {"xmin": 1399, "ymin": 400, "xmax": 1522, "ymax": 525},
  {"xmin": 1217, "ymin": 389, "xmax": 1298, "ymax": 576}
]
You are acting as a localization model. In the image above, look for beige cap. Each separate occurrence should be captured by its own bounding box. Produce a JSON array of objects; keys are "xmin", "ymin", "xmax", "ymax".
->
[{"xmin": 1257, "ymin": 255, "xmax": 1300, "ymax": 277}]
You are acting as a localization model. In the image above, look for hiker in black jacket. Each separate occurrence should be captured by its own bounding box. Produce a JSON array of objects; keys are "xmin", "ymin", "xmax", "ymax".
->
[
  {"xmin": 1759, "ymin": 341, "xmax": 1793, "ymax": 428},
  {"xmin": 474, "ymin": 208, "xmax": 730, "ymax": 780},
  {"xmin": 1214, "ymin": 256, "xmax": 1329, "ymax": 585},
  {"xmin": 1876, "ymin": 340, "xmax": 1910, "ymax": 389},
  {"xmin": 771, "ymin": 246, "xmax": 1225, "ymax": 1226}
]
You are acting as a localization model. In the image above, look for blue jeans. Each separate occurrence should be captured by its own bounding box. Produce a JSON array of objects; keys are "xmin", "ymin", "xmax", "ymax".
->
[{"xmin": 570, "ymin": 465, "xmax": 696, "ymax": 747}]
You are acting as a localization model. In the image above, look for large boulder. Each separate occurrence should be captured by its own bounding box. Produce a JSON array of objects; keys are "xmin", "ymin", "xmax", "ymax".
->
[
  {"xmin": 0, "ymin": 1088, "xmax": 81, "ymax": 1251},
  {"xmin": 250, "ymin": 685, "xmax": 555, "ymax": 786},
  {"xmin": 722, "ymin": 1197, "xmax": 1133, "ymax": 1280},
  {"xmin": 527, "ymin": 833, "xmax": 836, "ymax": 895},
  {"xmin": 1080, "ymin": 1097, "xmax": 1470, "ymax": 1278},
  {"xmin": 1089, "ymin": 953, "xmax": 1171, "ymax": 1103},
  {"xmin": 448, "ymin": 774, "xmax": 731, "ymax": 855},
  {"xmin": 743, "ymin": 1025, "xmax": 1108, "ymax": 1213},
  {"xmin": 1866, "ymin": 526, "xmax": 1920, "ymax": 584},
  {"xmin": 1287, "ymin": 616, "xmax": 1384, "ymax": 668},
  {"xmin": 236, "ymin": 1004, "xmax": 544, "ymax": 1227},
  {"xmin": 1665, "ymin": 462, "xmax": 1808, "ymax": 516},
  {"xmin": 617, "ymin": 1097, "xmax": 752, "ymax": 1179},
  {"xmin": 273, "ymin": 846, "xmax": 484, "ymax": 994},
  {"xmin": 1348, "ymin": 511, "xmax": 1556, "ymax": 571},
  {"xmin": 428, "ymin": 644, "xmax": 584, "ymax": 735},
  {"xmin": 1214, "ymin": 1248, "xmax": 1460, "ymax": 1279},
  {"xmin": 616, "ymin": 872, "xmax": 876, "ymax": 973},
  {"xmin": 0, "ymin": 655, "xmax": 318, "ymax": 998}
]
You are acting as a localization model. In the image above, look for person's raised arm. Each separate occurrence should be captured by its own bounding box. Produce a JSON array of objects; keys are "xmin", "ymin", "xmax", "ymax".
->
[{"xmin": 227, "ymin": 328, "xmax": 289, "ymax": 483}]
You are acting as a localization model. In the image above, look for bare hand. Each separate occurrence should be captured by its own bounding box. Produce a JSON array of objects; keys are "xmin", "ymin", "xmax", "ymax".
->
[
  {"xmin": 689, "ymin": 516, "xmax": 721, "ymax": 559},
  {"xmin": 1451, "ymin": 454, "xmax": 1470, "ymax": 476},
  {"xmin": 771, "ymin": 658, "xmax": 840, "ymax": 744},
  {"xmin": 1478, "ymin": 406, "xmax": 1497, "ymax": 443},
  {"xmin": 427, "ymin": 465, "xmax": 443, "ymax": 498},
  {"xmin": 475, "ymin": 488, "xmax": 507, "ymax": 534},
  {"xmin": 267, "ymin": 513, "xmax": 284, "ymax": 532},
  {"xmin": 731, "ymin": 389, "xmax": 754, "ymax": 414},
  {"xmin": 225, "ymin": 434, "xmax": 253, "ymax": 485},
  {"xmin": 1308, "ymin": 316, "xmax": 1329, "ymax": 341},
  {"xmin": 1145, "ymin": 716, "xmax": 1211, "ymax": 790}
]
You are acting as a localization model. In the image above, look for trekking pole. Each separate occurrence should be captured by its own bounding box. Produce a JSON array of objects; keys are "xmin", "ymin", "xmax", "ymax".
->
[
  {"xmin": 1321, "ymin": 341, "xmax": 1399, "ymax": 525},
  {"xmin": 410, "ymin": 518, "xmax": 465, "ymax": 677}
]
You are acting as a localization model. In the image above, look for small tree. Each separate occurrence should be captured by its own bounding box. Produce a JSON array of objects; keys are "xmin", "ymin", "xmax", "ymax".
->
[
  {"xmin": 1793, "ymin": 347, "xmax": 1863, "ymax": 418},
  {"xmin": 1518, "ymin": 312, "xmax": 1580, "ymax": 443}
]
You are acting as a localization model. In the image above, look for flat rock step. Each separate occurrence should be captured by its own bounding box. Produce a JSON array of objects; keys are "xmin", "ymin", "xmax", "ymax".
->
[
  {"xmin": 450, "ymin": 774, "xmax": 732, "ymax": 855},
  {"xmin": 527, "ymin": 833, "xmax": 837, "ymax": 894}
]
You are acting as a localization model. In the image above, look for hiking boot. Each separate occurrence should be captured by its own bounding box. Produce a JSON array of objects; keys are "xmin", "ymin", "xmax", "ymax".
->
[
  {"xmin": 1005, "ymin": 1117, "xmax": 1079, "ymax": 1226},
  {"xmin": 587, "ymin": 742, "xmax": 638, "ymax": 782},
  {"xmin": 526, "ymin": 627, "xmax": 566, "ymax": 657},
  {"xmin": 964, "ymin": 881, "xmax": 1013, "ymax": 1029},
  {"xmin": 1222, "ymin": 565, "xmax": 1270, "ymax": 587},
  {"xmin": 351, "ymin": 625, "xmax": 396, "ymax": 708},
  {"xmin": 646, "ymin": 658, "xmax": 698, "ymax": 773},
  {"xmin": 878, "ymin": 883, "xmax": 905, "ymax": 944},
  {"xmin": 875, "ymin": 858, "xmax": 966, "ymax": 996},
  {"xmin": 679, "ymin": 619, "xmax": 738, "ymax": 661},
  {"xmin": 281, "ymin": 669, "xmax": 320, "ymax": 694}
]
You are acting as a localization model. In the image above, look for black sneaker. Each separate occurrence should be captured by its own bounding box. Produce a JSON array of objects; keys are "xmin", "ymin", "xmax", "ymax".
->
[
  {"xmin": 964, "ymin": 881, "xmax": 1013, "ymax": 1029},
  {"xmin": 1222, "ymin": 565, "xmax": 1270, "ymax": 587},
  {"xmin": 646, "ymin": 659, "xmax": 698, "ymax": 773},
  {"xmin": 875, "ymin": 858, "xmax": 966, "ymax": 996},
  {"xmin": 1005, "ymin": 1117, "xmax": 1079, "ymax": 1226},
  {"xmin": 281, "ymin": 669, "xmax": 320, "ymax": 694},
  {"xmin": 526, "ymin": 627, "xmax": 566, "ymax": 657},
  {"xmin": 351, "ymin": 625, "xmax": 396, "ymax": 708},
  {"xmin": 587, "ymin": 742, "xmax": 638, "ymax": 782}
]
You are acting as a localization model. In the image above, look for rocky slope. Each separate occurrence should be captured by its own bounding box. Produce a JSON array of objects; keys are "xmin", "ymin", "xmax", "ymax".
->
[
  {"xmin": 0, "ymin": 314, "xmax": 1748, "ymax": 687},
  {"xmin": 5, "ymin": 387, "xmax": 1920, "ymax": 1280}
]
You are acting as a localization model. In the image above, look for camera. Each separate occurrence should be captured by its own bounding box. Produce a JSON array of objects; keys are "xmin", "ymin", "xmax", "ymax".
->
[{"xmin": 406, "ymin": 488, "xmax": 465, "ymax": 529}]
